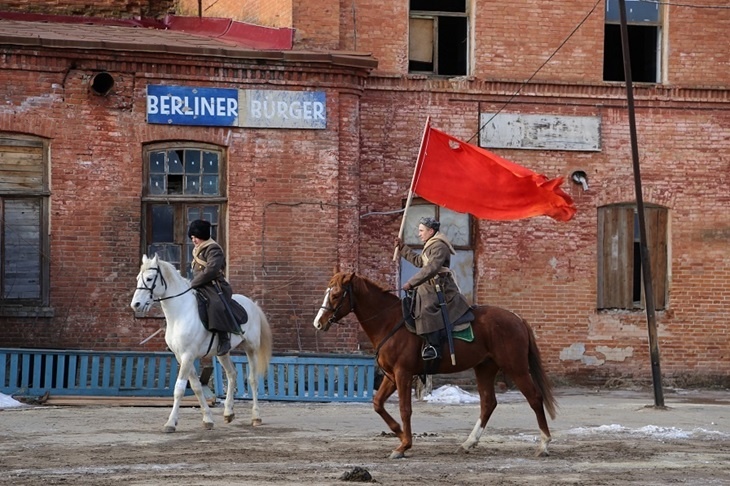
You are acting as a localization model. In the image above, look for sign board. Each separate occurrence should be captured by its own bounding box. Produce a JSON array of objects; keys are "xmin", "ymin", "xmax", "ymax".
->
[
  {"xmin": 146, "ymin": 85, "xmax": 238, "ymax": 126},
  {"xmin": 479, "ymin": 113, "xmax": 601, "ymax": 151},
  {"xmin": 146, "ymin": 85, "xmax": 326, "ymax": 129},
  {"xmin": 238, "ymin": 90, "xmax": 326, "ymax": 129}
]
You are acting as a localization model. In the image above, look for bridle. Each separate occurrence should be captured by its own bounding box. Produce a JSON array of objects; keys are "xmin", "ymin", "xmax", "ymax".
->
[
  {"xmin": 320, "ymin": 282, "xmax": 355, "ymax": 327},
  {"xmin": 136, "ymin": 266, "xmax": 192, "ymax": 302},
  {"xmin": 320, "ymin": 280, "xmax": 407, "ymax": 385}
]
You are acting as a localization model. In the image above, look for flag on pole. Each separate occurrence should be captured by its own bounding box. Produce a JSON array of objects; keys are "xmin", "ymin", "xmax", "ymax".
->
[{"xmin": 411, "ymin": 124, "xmax": 576, "ymax": 222}]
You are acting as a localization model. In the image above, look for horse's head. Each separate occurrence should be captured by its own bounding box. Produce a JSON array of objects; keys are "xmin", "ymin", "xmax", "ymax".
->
[
  {"xmin": 313, "ymin": 272, "xmax": 356, "ymax": 331},
  {"xmin": 130, "ymin": 254, "xmax": 169, "ymax": 315}
]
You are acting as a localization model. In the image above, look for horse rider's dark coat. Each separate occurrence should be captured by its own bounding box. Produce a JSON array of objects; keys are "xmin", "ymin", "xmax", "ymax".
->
[
  {"xmin": 190, "ymin": 239, "xmax": 247, "ymax": 333},
  {"xmin": 399, "ymin": 232, "xmax": 471, "ymax": 335}
]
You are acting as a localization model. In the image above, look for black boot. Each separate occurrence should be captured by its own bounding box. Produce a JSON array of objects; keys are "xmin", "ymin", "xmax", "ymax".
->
[
  {"xmin": 217, "ymin": 332, "xmax": 231, "ymax": 356},
  {"xmin": 421, "ymin": 331, "xmax": 441, "ymax": 361}
]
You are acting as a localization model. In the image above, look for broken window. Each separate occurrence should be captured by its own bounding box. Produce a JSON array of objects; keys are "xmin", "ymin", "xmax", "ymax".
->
[
  {"xmin": 603, "ymin": 0, "xmax": 662, "ymax": 83},
  {"xmin": 143, "ymin": 143, "xmax": 226, "ymax": 279},
  {"xmin": 597, "ymin": 204, "xmax": 668, "ymax": 310},
  {"xmin": 409, "ymin": 0, "xmax": 468, "ymax": 76}
]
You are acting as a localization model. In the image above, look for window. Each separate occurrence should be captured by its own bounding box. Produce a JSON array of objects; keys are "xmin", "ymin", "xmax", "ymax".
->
[
  {"xmin": 0, "ymin": 135, "xmax": 51, "ymax": 313},
  {"xmin": 142, "ymin": 143, "xmax": 226, "ymax": 279},
  {"xmin": 399, "ymin": 201, "xmax": 474, "ymax": 303},
  {"xmin": 603, "ymin": 0, "xmax": 662, "ymax": 83},
  {"xmin": 409, "ymin": 0, "xmax": 468, "ymax": 76},
  {"xmin": 597, "ymin": 204, "xmax": 668, "ymax": 310}
]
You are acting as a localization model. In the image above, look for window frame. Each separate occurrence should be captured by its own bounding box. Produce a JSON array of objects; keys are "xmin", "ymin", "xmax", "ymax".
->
[
  {"xmin": 0, "ymin": 134, "xmax": 51, "ymax": 315},
  {"xmin": 408, "ymin": 0, "xmax": 469, "ymax": 76},
  {"xmin": 603, "ymin": 0, "xmax": 663, "ymax": 84},
  {"xmin": 141, "ymin": 142, "xmax": 228, "ymax": 277}
]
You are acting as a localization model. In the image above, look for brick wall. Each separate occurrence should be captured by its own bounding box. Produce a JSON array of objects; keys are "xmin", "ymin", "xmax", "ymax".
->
[
  {"xmin": 1, "ymin": 1, "xmax": 729, "ymax": 385},
  {"xmin": 667, "ymin": 3, "xmax": 730, "ymax": 86},
  {"xmin": 0, "ymin": 49, "xmax": 367, "ymax": 356},
  {"xmin": 358, "ymin": 80, "xmax": 730, "ymax": 386},
  {"xmin": 0, "ymin": 0, "xmax": 174, "ymax": 18}
]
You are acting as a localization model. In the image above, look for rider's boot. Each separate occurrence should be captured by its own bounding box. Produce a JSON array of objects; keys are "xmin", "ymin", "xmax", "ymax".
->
[
  {"xmin": 421, "ymin": 331, "xmax": 441, "ymax": 361},
  {"xmin": 217, "ymin": 332, "xmax": 231, "ymax": 356}
]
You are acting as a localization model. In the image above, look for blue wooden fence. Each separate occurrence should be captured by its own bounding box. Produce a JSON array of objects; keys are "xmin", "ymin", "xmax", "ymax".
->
[
  {"xmin": 0, "ymin": 348, "xmax": 376, "ymax": 403},
  {"xmin": 0, "ymin": 348, "xmax": 193, "ymax": 397},
  {"xmin": 213, "ymin": 353, "xmax": 376, "ymax": 402}
]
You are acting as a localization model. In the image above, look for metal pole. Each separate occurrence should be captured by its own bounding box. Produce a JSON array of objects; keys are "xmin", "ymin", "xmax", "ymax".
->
[{"xmin": 618, "ymin": 0, "xmax": 664, "ymax": 407}]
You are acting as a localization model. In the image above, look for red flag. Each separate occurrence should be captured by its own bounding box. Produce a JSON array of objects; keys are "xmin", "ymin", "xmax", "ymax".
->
[{"xmin": 412, "ymin": 125, "xmax": 576, "ymax": 222}]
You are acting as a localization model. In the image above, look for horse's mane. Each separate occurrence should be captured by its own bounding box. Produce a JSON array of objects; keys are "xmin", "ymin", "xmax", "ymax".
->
[{"xmin": 329, "ymin": 272, "xmax": 394, "ymax": 298}]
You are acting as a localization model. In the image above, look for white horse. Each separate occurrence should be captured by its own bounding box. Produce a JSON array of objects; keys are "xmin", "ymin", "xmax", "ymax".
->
[{"xmin": 130, "ymin": 254, "xmax": 272, "ymax": 432}]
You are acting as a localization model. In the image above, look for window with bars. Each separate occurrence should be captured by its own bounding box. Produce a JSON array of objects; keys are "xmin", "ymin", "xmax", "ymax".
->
[{"xmin": 142, "ymin": 143, "xmax": 226, "ymax": 279}]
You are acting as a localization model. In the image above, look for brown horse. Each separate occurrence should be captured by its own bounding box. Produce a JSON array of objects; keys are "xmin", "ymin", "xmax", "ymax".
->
[{"xmin": 313, "ymin": 271, "xmax": 557, "ymax": 459}]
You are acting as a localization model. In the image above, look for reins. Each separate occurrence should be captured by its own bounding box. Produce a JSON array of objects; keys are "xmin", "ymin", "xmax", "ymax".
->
[{"xmin": 321, "ymin": 280, "xmax": 407, "ymax": 382}]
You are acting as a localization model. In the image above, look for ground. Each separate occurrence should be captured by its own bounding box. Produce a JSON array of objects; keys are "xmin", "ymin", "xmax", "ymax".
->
[{"xmin": 1, "ymin": 387, "xmax": 729, "ymax": 485}]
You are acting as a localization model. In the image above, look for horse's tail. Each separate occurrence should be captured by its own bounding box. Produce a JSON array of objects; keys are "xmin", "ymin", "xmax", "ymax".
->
[
  {"xmin": 525, "ymin": 319, "xmax": 558, "ymax": 420},
  {"xmin": 251, "ymin": 304, "xmax": 273, "ymax": 378}
]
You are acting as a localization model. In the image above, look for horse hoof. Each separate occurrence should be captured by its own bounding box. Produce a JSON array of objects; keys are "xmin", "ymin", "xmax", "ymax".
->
[
  {"xmin": 224, "ymin": 414, "xmax": 235, "ymax": 424},
  {"xmin": 163, "ymin": 426, "xmax": 176, "ymax": 433},
  {"xmin": 388, "ymin": 451, "xmax": 405, "ymax": 459},
  {"xmin": 251, "ymin": 418, "xmax": 263, "ymax": 427},
  {"xmin": 203, "ymin": 422, "xmax": 214, "ymax": 430},
  {"xmin": 535, "ymin": 449, "xmax": 550, "ymax": 457}
]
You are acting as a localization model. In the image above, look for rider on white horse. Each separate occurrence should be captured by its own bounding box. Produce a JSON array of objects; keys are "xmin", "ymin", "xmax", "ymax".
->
[{"xmin": 188, "ymin": 219, "xmax": 247, "ymax": 356}]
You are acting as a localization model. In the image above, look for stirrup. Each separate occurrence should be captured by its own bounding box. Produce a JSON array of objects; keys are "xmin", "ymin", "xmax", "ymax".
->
[
  {"xmin": 421, "ymin": 345, "xmax": 439, "ymax": 361},
  {"xmin": 216, "ymin": 335, "xmax": 231, "ymax": 356}
]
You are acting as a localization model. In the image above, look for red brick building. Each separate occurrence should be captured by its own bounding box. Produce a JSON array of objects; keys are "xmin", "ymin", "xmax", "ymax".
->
[{"xmin": 1, "ymin": 0, "xmax": 728, "ymax": 386}]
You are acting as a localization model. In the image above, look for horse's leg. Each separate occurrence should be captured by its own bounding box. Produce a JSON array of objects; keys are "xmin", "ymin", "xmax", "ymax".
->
[
  {"xmin": 510, "ymin": 372, "xmax": 552, "ymax": 457},
  {"xmin": 187, "ymin": 369, "xmax": 215, "ymax": 430},
  {"xmin": 390, "ymin": 370, "xmax": 415, "ymax": 459},
  {"xmin": 460, "ymin": 361, "xmax": 499, "ymax": 451},
  {"xmin": 395, "ymin": 370, "xmax": 415, "ymax": 458},
  {"xmin": 216, "ymin": 354, "xmax": 238, "ymax": 424},
  {"xmin": 245, "ymin": 349, "xmax": 262, "ymax": 426},
  {"xmin": 372, "ymin": 374, "xmax": 407, "ymax": 458},
  {"xmin": 164, "ymin": 356, "xmax": 196, "ymax": 433}
]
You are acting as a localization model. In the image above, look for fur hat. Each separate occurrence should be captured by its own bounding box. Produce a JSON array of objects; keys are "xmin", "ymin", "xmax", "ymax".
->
[
  {"xmin": 188, "ymin": 219, "xmax": 211, "ymax": 240},
  {"xmin": 419, "ymin": 217, "xmax": 440, "ymax": 232}
]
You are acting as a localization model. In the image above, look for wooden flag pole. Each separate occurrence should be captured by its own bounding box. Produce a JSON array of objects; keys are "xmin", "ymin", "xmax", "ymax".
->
[{"xmin": 393, "ymin": 116, "xmax": 431, "ymax": 261}]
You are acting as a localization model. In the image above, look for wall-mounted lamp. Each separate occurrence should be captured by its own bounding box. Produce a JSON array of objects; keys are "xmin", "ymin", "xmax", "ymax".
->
[{"xmin": 571, "ymin": 170, "xmax": 589, "ymax": 191}]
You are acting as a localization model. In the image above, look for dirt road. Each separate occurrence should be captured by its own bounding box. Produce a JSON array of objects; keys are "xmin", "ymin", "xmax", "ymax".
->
[{"xmin": 1, "ymin": 387, "xmax": 729, "ymax": 485}]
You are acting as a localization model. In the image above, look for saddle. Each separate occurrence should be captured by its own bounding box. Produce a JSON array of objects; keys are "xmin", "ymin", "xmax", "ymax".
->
[
  {"xmin": 401, "ymin": 294, "xmax": 474, "ymax": 334},
  {"xmin": 195, "ymin": 291, "xmax": 248, "ymax": 333}
]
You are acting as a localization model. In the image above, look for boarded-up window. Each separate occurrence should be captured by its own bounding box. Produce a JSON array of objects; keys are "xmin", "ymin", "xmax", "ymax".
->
[
  {"xmin": 143, "ymin": 144, "xmax": 226, "ymax": 279},
  {"xmin": 0, "ymin": 135, "xmax": 50, "ymax": 307},
  {"xmin": 597, "ymin": 204, "xmax": 668, "ymax": 310}
]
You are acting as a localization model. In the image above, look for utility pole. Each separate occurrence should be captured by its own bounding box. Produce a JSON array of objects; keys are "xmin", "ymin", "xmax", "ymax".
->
[{"xmin": 618, "ymin": 0, "xmax": 664, "ymax": 407}]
